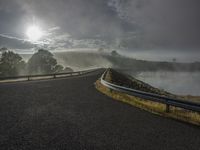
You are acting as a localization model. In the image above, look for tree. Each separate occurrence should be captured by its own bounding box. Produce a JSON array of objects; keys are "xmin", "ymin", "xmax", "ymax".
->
[
  {"xmin": 0, "ymin": 47, "xmax": 8, "ymax": 53},
  {"xmin": 172, "ymin": 58, "xmax": 177, "ymax": 63},
  {"xmin": 0, "ymin": 51, "xmax": 25, "ymax": 76},
  {"xmin": 111, "ymin": 50, "xmax": 120, "ymax": 57},
  {"xmin": 54, "ymin": 64, "xmax": 64, "ymax": 73},
  {"xmin": 27, "ymin": 49, "xmax": 63, "ymax": 74}
]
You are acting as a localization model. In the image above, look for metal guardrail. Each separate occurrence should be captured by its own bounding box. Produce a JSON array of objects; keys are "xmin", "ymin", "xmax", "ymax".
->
[
  {"xmin": 0, "ymin": 68, "xmax": 99, "ymax": 82},
  {"xmin": 100, "ymin": 69, "xmax": 200, "ymax": 113}
]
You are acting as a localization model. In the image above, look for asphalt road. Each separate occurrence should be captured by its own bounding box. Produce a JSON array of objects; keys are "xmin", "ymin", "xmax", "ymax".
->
[{"xmin": 0, "ymin": 69, "xmax": 199, "ymax": 150}]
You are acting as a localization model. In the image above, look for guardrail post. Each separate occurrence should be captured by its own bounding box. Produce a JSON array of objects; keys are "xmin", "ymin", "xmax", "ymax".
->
[
  {"xmin": 166, "ymin": 104, "xmax": 170, "ymax": 113},
  {"xmin": 53, "ymin": 74, "xmax": 56, "ymax": 78},
  {"xmin": 28, "ymin": 76, "xmax": 30, "ymax": 81}
]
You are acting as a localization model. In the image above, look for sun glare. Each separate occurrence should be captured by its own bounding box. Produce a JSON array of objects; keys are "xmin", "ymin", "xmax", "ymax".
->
[{"xmin": 26, "ymin": 25, "xmax": 43, "ymax": 41}]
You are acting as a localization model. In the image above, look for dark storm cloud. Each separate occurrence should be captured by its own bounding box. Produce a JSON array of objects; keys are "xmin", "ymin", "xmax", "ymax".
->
[
  {"xmin": 0, "ymin": 0, "xmax": 200, "ymax": 52},
  {"xmin": 109, "ymin": 0, "xmax": 200, "ymax": 49}
]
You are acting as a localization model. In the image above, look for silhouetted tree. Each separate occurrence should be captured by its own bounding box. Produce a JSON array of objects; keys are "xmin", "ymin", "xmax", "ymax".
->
[
  {"xmin": 0, "ymin": 51, "xmax": 25, "ymax": 76},
  {"xmin": 111, "ymin": 50, "xmax": 119, "ymax": 57},
  {"xmin": 27, "ymin": 49, "xmax": 63, "ymax": 74},
  {"xmin": 0, "ymin": 47, "xmax": 8, "ymax": 53},
  {"xmin": 172, "ymin": 58, "xmax": 177, "ymax": 62},
  {"xmin": 54, "ymin": 64, "xmax": 64, "ymax": 73}
]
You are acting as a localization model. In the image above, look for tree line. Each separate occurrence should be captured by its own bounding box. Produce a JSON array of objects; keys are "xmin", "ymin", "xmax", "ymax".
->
[{"xmin": 0, "ymin": 48, "xmax": 72, "ymax": 77}]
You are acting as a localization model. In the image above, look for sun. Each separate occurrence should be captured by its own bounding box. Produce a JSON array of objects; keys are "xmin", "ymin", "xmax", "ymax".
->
[{"xmin": 26, "ymin": 25, "xmax": 43, "ymax": 41}]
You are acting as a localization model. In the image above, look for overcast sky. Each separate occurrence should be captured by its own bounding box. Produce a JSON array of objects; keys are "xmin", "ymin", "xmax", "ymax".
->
[{"xmin": 0, "ymin": 0, "xmax": 200, "ymax": 60}]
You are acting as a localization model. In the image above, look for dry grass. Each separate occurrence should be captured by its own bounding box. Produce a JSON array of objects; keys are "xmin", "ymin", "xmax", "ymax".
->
[
  {"xmin": 178, "ymin": 95, "xmax": 200, "ymax": 104},
  {"xmin": 95, "ymin": 80, "xmax": 200, "ymax": 126}
]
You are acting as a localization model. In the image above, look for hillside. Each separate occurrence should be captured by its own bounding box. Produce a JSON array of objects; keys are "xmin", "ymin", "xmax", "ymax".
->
[
  {"xmin": 54, "ymin": 51, "xmax": 200, "ymax": 71},
  {"xmin": 20, "ymin": 51, "xmax": 200, "ymax": 71}
]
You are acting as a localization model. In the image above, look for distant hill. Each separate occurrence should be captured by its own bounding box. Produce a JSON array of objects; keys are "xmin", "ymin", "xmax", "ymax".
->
[
  {"xmin": 54, "ymin": 51, "xmax": 200, "ymax": 72},
  {"xmin": 20, "ymin": 51, "xmax": 200, "ymax": 72}
]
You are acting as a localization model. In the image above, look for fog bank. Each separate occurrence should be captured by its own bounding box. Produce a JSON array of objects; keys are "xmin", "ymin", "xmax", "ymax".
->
[{"xmin": 129, "ymin": 71, "xmax": 200, "ymax": 96}]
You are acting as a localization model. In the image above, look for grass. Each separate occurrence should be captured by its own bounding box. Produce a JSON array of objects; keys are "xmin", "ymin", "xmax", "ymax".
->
[{"xmin": 95, "ymin": 71, "xmax": 200, "ymax": 126}]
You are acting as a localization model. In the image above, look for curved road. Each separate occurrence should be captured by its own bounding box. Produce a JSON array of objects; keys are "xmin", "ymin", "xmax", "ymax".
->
[{"xmin": 0, "ymin": 69, "xmax": 199, "ymax": 150}]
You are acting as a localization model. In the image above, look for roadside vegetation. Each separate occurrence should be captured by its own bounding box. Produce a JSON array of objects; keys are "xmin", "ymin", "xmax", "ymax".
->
[
  {"xmin": 95, "ymin": 69, "xmax": 200, "ymax": 125},
  {"xmin": 0, "ymin": 48, "xmax": 73, "ymax": 77}
]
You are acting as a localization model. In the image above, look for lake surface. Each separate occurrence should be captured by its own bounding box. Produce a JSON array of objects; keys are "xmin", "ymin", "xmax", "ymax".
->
[{"xmin": 125, "ymin": 71, "xmax": 200, "ymax": 96}]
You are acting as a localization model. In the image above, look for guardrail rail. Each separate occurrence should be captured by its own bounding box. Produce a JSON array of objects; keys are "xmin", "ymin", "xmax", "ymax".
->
[
  {"xmin": 0, "ymin": 68, "xmax": 99, "ymax": 82},
  {"xmin": 100, "ymin": 69, "xmax": 200, "ymax": 113}
]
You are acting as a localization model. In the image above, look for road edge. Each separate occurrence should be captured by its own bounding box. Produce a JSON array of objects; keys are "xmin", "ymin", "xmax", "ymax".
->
[{"xmin": 95, "ymin": 79, "xmax": 200, "ymax": 126}]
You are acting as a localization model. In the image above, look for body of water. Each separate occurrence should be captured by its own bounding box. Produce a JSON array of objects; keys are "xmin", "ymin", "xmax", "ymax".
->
[{"xmin": 126, "ymin": 71, "xmax": 200, "ymax": 96}]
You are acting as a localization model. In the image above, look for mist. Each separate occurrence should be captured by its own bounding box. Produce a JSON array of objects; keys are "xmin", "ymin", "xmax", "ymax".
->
[
  {"xmin": 1, "ymin": 0, "xmax": 200, "ymax": 96},
  {"xmin": 131, "ymin": 71, "xmax": 200, "ymax": 96},
  {"xmin": 122, "ymin": 50, "xmax": 200, "ymax": 63}
]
